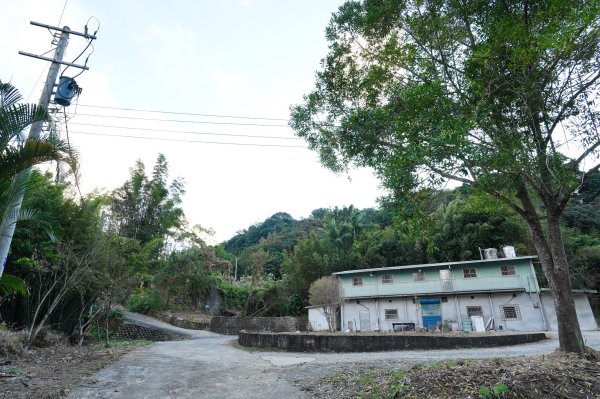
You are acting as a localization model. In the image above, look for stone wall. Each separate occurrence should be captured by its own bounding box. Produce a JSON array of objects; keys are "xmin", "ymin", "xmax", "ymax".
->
[
  {"xmin": 209, "ymin": 316, "xmax": 309, "ymax": 335},
  {"xmin": 112, "ymin": 323, "xmax": 184, "ymax": 342},
  {"xmin": 238, "ymin": 331, "xmax": 547, "ymax": 352},
  {"xmin": 154, "ymin": 314, "xmax": 210, "ymax": 330}
]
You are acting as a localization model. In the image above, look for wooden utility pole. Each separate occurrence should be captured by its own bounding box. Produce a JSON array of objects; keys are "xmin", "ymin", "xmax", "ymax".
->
[{"xmin": 0, "ymin": 22, "xmax": 96, "ymax": 276}]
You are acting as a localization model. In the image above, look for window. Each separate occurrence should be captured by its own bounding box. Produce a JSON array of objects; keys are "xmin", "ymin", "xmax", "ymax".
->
[
  {"xmin": 467, "ymin": 306, "xmax": 483, "ymax": 318},
  {"xmin": 385, "ymin": 309, "xmax": 398, "ymax": 320},
  {"xmin": 500, "ymin": 305, "xmax": 521, "ymax": 320},
  {"xmin": 382, "ymin": 274, "xmax": 393, "ymax": 284},
  {"xmin": 441, "ymin": 296, "xmax": 448, "ymax": 303},
  {"xmin": 413, "ymin": 271, "xmax": 425, "ymax": 282},
  {"xmin": 463, "ymin": 268, "xmax": 477, "ymax": 278},
  {"xmin": 501, "ymin": 266, "xmax": 516, "ymax": 276},
  {"xmin": 352, "ymin": 277, "xmax": 363, "ymax": 286}
]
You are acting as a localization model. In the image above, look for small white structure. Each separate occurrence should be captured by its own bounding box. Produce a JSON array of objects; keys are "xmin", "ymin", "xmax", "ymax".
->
[{"xmin": 307, "ymin": 305, "xmax": 331, "ymax": 331}]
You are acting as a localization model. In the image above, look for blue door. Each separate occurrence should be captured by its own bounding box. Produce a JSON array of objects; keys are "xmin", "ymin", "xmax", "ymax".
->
[{"xmin": 420, "ymin": 299, "xmax": 442, "ymax": 329}]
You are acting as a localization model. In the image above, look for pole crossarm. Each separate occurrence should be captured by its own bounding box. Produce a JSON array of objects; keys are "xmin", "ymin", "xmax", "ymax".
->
[
  {"xmin": 18, "ymin": 51, "xmax": 90, "ymax": 70},
  {"xmin": 29, "ymin": 21, "xmax": 97, "ymax": 39}
]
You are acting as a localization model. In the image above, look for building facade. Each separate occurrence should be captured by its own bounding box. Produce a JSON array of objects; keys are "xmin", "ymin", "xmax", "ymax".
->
[{"xmin": 331, "ymin": 256, "xmax": 597, "ymax": 332}]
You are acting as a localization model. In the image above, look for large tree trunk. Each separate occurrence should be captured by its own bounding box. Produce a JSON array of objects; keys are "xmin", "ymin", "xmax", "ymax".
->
[
  {"xmin": 517, "ymin": 184, "xmax": 585, "ymax": 353},
  {"xmin": 545, "ymin": 215, "xmax": 585, "ymax": 353}
]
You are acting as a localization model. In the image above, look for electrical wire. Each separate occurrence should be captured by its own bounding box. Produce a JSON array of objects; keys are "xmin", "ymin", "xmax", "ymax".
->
[
  {"xmin": 57, "ymin": 0, "xmax": 69, "ymax": 26},
  {"xmin": 68, "ymin": 122, "xmax": 302, "ymax": 140},
  {"xmin": 68, "ymin": 131, "xmax": 308, "ymax": 148},
  {"xmin": 76, "ymin": 104, "xmax": 290, "ymax": 122},
  {"xmin": 60, "ymin": 16, "xmax": 99, "ymax": 79},
  {"xmin": 73, "ymin": 113, "xmax": 290, "ymax": 127},
  {"xmin": 25, "ymin": 64, "xmax": 49, "ymax": 103},
  {"xmin": 63, "ymin": 107, "xmax": 86, "ymax": 203}
]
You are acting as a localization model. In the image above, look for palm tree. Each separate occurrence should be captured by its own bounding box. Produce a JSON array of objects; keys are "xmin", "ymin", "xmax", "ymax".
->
[{"xmin": 0, "ymin": 79, "xmax": 75, "ymax": 277}]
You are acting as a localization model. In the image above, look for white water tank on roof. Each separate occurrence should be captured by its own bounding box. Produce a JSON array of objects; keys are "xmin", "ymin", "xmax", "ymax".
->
[
  {"xmin": 503, "ymin": 246, "xmax": 516, "ymax": 258},
  {"xmin": 483, "ymin": 248, "xmax": 498, "ymax": 259}
]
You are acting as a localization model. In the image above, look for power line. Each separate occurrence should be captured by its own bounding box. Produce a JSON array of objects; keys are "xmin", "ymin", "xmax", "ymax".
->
[
  {"xmin": 76, "ymin": 104, "xmax": 290, "ymax": 122},
  {"xmin": 68, "ymin": 122, "xmax": 302, "ymax": 140},
  {"xmin": 75, "ymin": 113, "xmax": 290, "ymax": 127},
  {"xmin": 68, "ymin": 131, "xmax": 308, "ymax": 148},
  {"xmin": 57, "ymin": 0, "xmax": 69, "ymax": 26}
]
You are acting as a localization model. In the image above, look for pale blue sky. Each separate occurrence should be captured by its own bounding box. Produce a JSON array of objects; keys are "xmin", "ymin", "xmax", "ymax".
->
[{"xmin": 1, "ymin": 1, "xmax": 383, "ymax": 242}]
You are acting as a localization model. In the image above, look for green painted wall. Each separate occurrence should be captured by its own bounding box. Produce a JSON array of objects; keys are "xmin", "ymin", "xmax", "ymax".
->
[{"xmin": 338, "ymin": 259, "xmax": 536, "ymax": 298}]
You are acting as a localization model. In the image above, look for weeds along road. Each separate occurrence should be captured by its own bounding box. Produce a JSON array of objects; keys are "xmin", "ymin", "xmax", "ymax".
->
[{"xmin": 69, "ymin": 313, "xmax": 600, "ymax": 399}]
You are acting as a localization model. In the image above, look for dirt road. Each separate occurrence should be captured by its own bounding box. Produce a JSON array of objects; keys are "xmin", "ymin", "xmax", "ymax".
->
[{"xmin": 68, "ymin": 313, "xmax": 600, "ymax": 399}]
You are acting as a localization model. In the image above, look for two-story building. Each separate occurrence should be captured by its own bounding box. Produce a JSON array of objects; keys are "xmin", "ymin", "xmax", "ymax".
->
[{"xmin": 325, "ymin": 256, "xmax": 597, "ymax": 332}]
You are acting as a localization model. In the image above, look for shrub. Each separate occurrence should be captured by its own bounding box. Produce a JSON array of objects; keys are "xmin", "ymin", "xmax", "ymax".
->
[
  {"xmin": 127, "ymin": 289, "xmax": 164, "ymax": 314},
  {"xmin": 0, "ymin": 326, "xmax": 26, "ymax": 356},
  {"xmin": 31, "ymin": 328, "xmax": 64, "ymax": 348}
]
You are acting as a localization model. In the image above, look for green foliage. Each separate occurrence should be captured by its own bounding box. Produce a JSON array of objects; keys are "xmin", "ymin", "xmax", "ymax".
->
[
  {"xmin": 431, "ymin": 196, "xmax": 530, "ymax": 261},
  {"xmin": 127, "ymin": 288, "xmax": 163, "ymax": 314},
  {"xmin": 479, "ymin": 383, "xmax": 510, "ymax": 398},
  {"xmin": 108, "ymin": 154, "xmax": 185, "ymax": 246},
  {"xmin": 218, "ymin": 282, "xmax": 250, "ymax": 313},
  {"xmin": 0, "ymin": 273, "xmax": 28, "ymax": 297}
]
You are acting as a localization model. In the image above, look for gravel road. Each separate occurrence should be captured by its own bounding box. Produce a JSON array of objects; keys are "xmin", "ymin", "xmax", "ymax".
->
[{"xmin": 68, "ymin": 312, "xmax": 600, "ymax": 399}]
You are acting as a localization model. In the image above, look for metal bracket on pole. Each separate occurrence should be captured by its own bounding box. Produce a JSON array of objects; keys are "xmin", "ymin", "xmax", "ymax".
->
[
  {"xmin": 29, "ymin": 21, "xmax": 97, "ymax": 39},
  {"xmin": 18, "ymin": 51, "xmax": 89, "ymax": 70}
]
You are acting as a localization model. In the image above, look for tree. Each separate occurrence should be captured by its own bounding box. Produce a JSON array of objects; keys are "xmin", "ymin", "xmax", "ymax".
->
[
  {"xmin": 108, "ymin": 154, "xmax": 185, "ymax": 247},
  {"xmin": 0, "ymin": 80, "xmax": 73, "ymax": 277},
  {"xmin": 431, "ymin": 195, "xmax": 530, "ymax": 262},
  {"xmin": 308, "ymin": 276, "xmax": 341, "ymax": 332},
  {"xmin": 291, "ymin": 0, "xmax": 600, "ymax": 353}
]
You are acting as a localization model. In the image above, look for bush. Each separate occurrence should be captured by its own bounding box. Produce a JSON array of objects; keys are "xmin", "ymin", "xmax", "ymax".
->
[
  {"xmin": 0, "ymin": 326, "xmax": 26, "ymax": 356},
  {"xmin": 127, "ymin": 289, "xmax": 163, "ymax": 314},
  {"xmin": 31, "ymin": 328, "xmax": 64, "ymax": 348},
  {"xmin": 218, "ymin": 282, "xmax": 250, "ymax": 313}
]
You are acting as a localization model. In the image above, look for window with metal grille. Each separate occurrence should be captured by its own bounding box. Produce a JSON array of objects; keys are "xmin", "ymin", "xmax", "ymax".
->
[
  {"xmin": 382, "ymin": 274, "xmax": 393, "ymax": 284},
  {"xmin": 467, "ymin": 306, "xmax": 483, "ymax": 318},
  {"xmin": 385, "ymin": 309, "xmax": 398, "ymax": 320},
  {"xmin": 413, "ymin": 271, "xmax": 425, "ymax": 281},
  {"xmin": 500, "ymin": 305, "xmax": 521, "ymax": 320},
  {"xmin": 463, "ymin": 268, "xmax": 477, "ymax": 278},
  {"xmin": 501, "ymin": 266, "xmax": 516, "ymax": 276},
  {"xmin": 352, "ymin": 277, "xmax": 363, "ymax": 286}
]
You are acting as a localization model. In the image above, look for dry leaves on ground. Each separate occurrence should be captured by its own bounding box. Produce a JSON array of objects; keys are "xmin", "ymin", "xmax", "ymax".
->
[
  {"xmin": 311, "ymin": 352, "xmax": 600, "ymax": 399},
  {"xmin": 0, "ymin": 340, "xmax": 151, "ymax": 399}
]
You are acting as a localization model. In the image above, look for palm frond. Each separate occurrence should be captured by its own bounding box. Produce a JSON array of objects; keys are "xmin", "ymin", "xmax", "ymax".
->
[
  {"xmin": 0, "ymin": 137, "xmax": 74, "ymax": 182},
  {"xmin": 0, "ymin": 273, "xmax": 29, "ymax": 297},
  {"xmin": 0, "ymin": 81, "xmax": 23, "ymax": 110}
]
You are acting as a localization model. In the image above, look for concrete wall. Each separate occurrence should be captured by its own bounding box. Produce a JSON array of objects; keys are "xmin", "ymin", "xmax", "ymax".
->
[
  {"xmin": 308, "ymin": 307, "xmax": 330, "ymax": 331},
  {"xmin": 238, "ymin": 331, "xmax": 548, "ymax": 352},
  {"xmin": 209, "ymin": 316, "xmax": 309, "ymax": 335},
  {"xmin": 154, "ymin": 314, "xmax": 210, "ymax": 330},
  {"xmin": 540, "ymin": 292, "xmax": 598, "ymax": 331},
  {"xmin": 112, "ymin": 322, "xmax": 184, "ymax": 341},
  {"xmin": 341, "ymin": 291, "xmax": 549, "ymax": 332}
]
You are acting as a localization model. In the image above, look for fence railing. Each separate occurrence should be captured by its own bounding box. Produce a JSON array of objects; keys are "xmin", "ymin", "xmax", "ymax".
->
[{"xmin": 341, "ymin": 275, "xmax": 531, "ymax": 298}]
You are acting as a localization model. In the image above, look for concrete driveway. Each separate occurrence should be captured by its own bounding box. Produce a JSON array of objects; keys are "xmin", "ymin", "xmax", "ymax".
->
[{"xmin": 68, "ymin": 314, "xmax": 600, "ymax": 399}]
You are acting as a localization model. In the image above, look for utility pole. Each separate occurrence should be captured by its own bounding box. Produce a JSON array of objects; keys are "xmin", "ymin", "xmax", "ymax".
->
[{"xmin": 0, "ymin": 22, "xmax": 95, "ymax": 277}]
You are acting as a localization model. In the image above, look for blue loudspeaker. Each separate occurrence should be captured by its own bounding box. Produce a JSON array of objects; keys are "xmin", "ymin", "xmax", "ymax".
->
[{"xmin": 54, "ymin": 76, "xmax": 79, "ymax": 106}]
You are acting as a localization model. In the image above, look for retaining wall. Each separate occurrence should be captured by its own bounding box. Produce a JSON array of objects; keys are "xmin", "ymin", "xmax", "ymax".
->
[
  {"xmin": 112, "ymin": 323, "xmax": 184, "ymax": 342},
  {"xmin": 210, "ymin": 316, "xmax": 309, "ymax": 335},
  {"xmin": 154, "ymin": 314, "xmax": 210, "ymax": 330},
  {"xmin": 238, "ymin": 331, "xmax": 547, "ymax": 352}
]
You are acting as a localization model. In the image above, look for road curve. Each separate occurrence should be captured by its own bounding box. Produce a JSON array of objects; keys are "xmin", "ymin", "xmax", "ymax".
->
[{"xmin": 68, "ymin": 312, "xmax": 600, "ymax": 399}]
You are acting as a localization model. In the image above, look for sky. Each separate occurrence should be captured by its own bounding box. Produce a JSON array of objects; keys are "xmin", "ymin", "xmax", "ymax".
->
[{"xmin": 1, "ymin": 0, "xmax": 385, "ymax": 243}]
